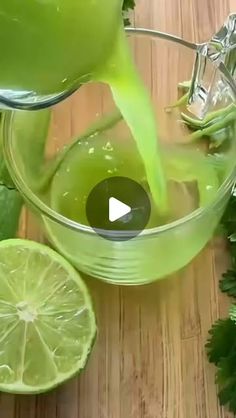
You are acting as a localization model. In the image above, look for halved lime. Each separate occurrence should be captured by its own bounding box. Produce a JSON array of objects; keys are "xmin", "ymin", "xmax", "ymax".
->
[{"xmin": 0, "ymin": 239, "xmax": 96, "ymax": 394}]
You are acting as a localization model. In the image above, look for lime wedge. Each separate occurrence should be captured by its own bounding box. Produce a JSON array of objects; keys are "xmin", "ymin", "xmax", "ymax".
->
[{"xmin": 0, "ymin": 239, "xmax": 96, "ymax": 394}]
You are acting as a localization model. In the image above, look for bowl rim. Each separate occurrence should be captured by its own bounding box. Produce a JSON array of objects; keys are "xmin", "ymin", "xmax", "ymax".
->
[{"xmin": 2, "ymin": 27, "xmax": 236, "ymax": 239}]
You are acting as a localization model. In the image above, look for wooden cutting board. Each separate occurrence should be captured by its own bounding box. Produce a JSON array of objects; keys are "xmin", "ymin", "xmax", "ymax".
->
[{"xmin": 0, "ymin": 0, "xmax": 235, "ymax": 417}]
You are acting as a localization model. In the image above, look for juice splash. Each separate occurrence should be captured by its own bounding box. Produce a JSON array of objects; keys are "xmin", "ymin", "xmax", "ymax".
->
[{"xmin": 95, "ymin": 28, "xmax": 168, "ymax": 212}]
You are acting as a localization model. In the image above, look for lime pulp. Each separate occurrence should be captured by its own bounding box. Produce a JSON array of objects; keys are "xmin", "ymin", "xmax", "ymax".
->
[{"xmin": 0, "ymin": 239, "xmax": 96, "ymax": 394}]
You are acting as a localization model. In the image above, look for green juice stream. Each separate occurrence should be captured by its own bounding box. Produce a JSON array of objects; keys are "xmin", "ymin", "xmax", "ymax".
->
[{"xmin": 94, "ymin": 28, "xmax": 168, "ymax": 213}]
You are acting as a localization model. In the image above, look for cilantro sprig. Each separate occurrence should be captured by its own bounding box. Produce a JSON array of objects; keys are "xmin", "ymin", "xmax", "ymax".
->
[
  {"xmin": 122, "ymin": 0, "xmax": 135, "ymax": 26},
  {"xmin": 207, "ymin": 312, "xmax": 236, "ymax": 413},
  {"xmin": 220, "ymin": 270, "xmax": 236, "ymax": 297},
  {"xmin": 206, "ymin": 190, "xmax": 236, "ymax": 414},
  {"xmin": 123, "ymin": 0, "xmax": 135, "ymax": 11}
]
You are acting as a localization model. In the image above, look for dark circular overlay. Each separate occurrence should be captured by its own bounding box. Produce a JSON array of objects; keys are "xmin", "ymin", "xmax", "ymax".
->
[{"xmin": 86, "ymin": 176, "xmax": 151, "ymax": 241}]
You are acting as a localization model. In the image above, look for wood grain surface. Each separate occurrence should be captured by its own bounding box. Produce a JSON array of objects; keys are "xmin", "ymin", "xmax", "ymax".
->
[{"xmin": 0, "ymin": 1, "xmax": 235, "ymax": 418}]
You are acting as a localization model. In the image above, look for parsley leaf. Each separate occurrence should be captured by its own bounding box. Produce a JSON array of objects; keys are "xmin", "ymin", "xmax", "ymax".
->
[
  {"xmin": 206, "ymin": 317, "xmax": 236, "ymax": 413},
  {"xmin": 221, "ymin": 191, "xmax": 236, "ymax": 238},
  {"xmin": 220, "ymin": 270, "xmax": 236, "ymax": 298},
  {"xmin": 206, "ymin": 189, "xmax": 236, "ymax": 414},
  {"xmin": 123, "ymin": 0, "xmax": 135, "ymax": 11},
  {"xmin": 122, "ymin": 0, "xmax": 135, "ymax": 26},
  {"xmin": 206, "ymin": 318, "xmax": 236, "ymax": 365},
  {"xmin": 217, "ymin": 347, "xmax": 236, "ymax": 413}
]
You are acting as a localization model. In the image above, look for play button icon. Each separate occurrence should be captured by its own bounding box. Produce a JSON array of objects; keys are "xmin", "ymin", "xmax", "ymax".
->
[
  {"xmin": 109, "ymin": 198, "xmax": 131, "ymax": 223},
  {"xmin": 86, "ymin": 176, "xmax": 151, "ymax": 241}
]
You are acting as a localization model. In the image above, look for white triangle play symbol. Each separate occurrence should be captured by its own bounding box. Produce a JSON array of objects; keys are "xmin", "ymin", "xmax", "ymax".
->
[{"xmin": 109, "ymin": 197, "xmax": 131, "ymax": 223}]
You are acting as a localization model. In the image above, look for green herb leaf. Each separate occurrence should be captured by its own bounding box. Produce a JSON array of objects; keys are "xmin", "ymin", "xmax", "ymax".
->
[
  {"xmin": 206, "ymin": 318, "xmax": 236, "ymax": 412},
  {"xmin": 0, "ymin": 185, "xmax": 22, "ymax": 240},
  {"xmin": 0, "ymin": 113, "xmax": 23, "ymax": 239},
  {"xmin": 206, "ymin": 318, "xmax": 236, "ymax": 365},
  {"xmin": 206, "ymin": 188, "xmax": 236, "ymax": 414},
  {"xmin": 220, "ymin": 270, "xmax": 236, "ymax": 297},
  {"xmin": 122, "ymin": 0, "xmax": 135, "ymax": 25},
  {"xmin": 217, "ymin": 350, "xmax": 236, "ymax": 386},
  {"xmin": 216, "ymin": 345, "xmax": 236, "ymax": 413},
  {"xmin": 0, "ymin": 158, "xmax": 14, "ymax": 188},
  {"xmin": 218, "ymin": 380, "xmax": 236, "ymax": 414},
  {"xmin": 221, "ymin": 191, "xmax": 236, "ymax": 238},
  {"xmin": 123, "ymin": 0, "xmax": 135, "ymax": 12}
]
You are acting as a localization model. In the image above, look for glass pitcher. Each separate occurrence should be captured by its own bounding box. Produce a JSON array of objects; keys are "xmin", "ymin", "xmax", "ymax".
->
[
  {"xmin": 3, "ymin": 22, "xmax": 236, "ymax": 285},
  {"xmin": 0, "ymin": 0, "xmax": 122, "ymax": 109}
]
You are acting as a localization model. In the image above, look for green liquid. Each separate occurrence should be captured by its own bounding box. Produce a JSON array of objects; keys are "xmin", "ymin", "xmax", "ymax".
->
[
  {"xmin": 0, "ymin": 0, "xmax": 122, "ymax": 94},
  {"xmin": 49, "ymin": 135, "xmax": 220, "ymax": 228},
  {"xmin": 40, "ymin": 132, "xmax": 228, "ymax": 282}
]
